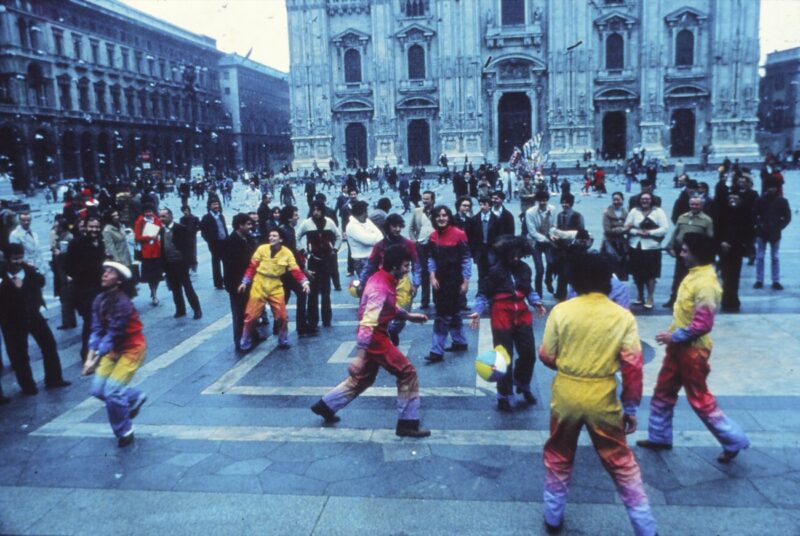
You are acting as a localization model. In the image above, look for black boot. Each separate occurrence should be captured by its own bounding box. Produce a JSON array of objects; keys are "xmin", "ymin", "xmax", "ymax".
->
[
  {"xmin": 310, "ymin": 400, "xmax": 340, "ymax": 423},
  {"xmin": 395, "ymin": 419, "xmax": 431, "ymax": 438}
]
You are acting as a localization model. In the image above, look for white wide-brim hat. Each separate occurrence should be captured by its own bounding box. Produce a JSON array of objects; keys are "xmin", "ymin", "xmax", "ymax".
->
[{"xmin": 103, "ymin": 261, "xmax": 132, "ymax": 280}]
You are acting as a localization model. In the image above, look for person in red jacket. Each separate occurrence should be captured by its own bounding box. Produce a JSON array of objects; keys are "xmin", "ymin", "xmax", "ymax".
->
[{"xmin": 133, "ymin": 204, "xmax": 163, "ymax": 305}]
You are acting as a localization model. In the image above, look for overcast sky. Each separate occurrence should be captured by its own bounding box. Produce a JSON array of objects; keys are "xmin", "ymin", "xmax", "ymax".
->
[{"xmin": 120, "ymin": 0, "xmax": 800, "ymax": 73}]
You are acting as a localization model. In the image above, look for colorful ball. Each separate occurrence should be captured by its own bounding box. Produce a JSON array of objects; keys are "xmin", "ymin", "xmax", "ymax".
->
[
  {"xmin": 348, "ymin": 279, "xmax": 360, "ymax": 299},
  {"xmin": 474, "ymin": 345, "xmax": 511, "ymax": 382}
]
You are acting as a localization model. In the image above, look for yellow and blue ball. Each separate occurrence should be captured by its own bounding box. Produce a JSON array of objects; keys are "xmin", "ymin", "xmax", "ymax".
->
[
  {"xmin": 348, "ymin": 279, "xmax": 361, "ymax": 299},
  {"xmin": 475, "ymin": 345, "xmax": 511, "ymax": 382}
]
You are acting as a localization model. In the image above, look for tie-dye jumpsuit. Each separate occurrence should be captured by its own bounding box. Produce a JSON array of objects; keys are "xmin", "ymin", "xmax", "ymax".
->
[
  {"xmin": 240, "ymin": 244, "xmax": 308, "ymax": 347},
  {"xmin": 645, "ymin": 264, "xmax": 750, "ymax": 453},
  {"xmin": 321, "ymin": 269, "xmax": 420, "ymax": 422},
  {"xmin": 539, "ymin": 293, "xmax": 656, "ymax": 536},
  {"xmin": 88, "ymin": 288, "xmax": 147, "ymax": 439}
]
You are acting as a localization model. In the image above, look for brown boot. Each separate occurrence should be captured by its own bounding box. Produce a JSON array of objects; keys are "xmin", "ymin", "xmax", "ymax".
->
[{"xmin": 395, "ymin": 419, "xmax": 431, "ymax": 438}]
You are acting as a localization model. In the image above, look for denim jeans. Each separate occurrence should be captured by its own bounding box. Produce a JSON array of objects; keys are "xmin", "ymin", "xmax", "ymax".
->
[{"xmin": 755, "ymin": 238, "xmax": 780, "ymax": 283}]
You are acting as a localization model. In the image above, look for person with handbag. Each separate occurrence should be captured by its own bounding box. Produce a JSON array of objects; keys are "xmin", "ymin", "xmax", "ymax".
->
[
  {"xmin": 82, "ymin": 261, "xmax": 147, "ymax": 448},
  {"xmin": 601, "ymin": 191, "xmax": 629, "ymax": 281},
  {"xmin": 624, "ymin": 192, "xmax": 669, "ymax": 309}
]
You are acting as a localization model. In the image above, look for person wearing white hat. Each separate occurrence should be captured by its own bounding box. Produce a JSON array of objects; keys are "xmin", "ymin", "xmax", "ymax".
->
[{"xmin": 83, "ymin": 260, "xmax": 147, "ymax": 447}]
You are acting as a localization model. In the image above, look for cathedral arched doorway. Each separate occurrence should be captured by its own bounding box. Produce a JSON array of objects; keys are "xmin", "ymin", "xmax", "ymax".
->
[
  {"xmin": 32, "ymin": 129, "xmax": 56, "ymax": 184},
  {"xmin": 345, "ymin": 122, "xmax": 367, "ymax": 168},
  {"xmin": 407, "ymin": 119, "xmax": 431, "ymax": 166},
  {"xmin": 671, "ymin": 108, "xmax": 695, "ymax": 157},
  {"xmin": 602, "ymin": 111, "xmax": 626, "ymax": 160},
  {"xmin": 498, "ymin": 92, "xmax": 531, "ymax": 162}
]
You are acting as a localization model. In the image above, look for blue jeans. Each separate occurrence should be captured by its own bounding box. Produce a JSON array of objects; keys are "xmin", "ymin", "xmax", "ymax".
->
[{"xmin": 755, "ymin": 238, "xmax": 780, "ymax": 283}]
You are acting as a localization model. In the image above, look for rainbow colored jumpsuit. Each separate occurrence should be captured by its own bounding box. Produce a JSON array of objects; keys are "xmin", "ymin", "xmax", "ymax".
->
[
  {"xmin": 240, "ymin": 244, "xmax": 307, "ymax": 348},
  {"xmin": 88, "ymin": 288, "xmax": 147, "ymax": 439},
  {"xmin": 473, "ymin": 259, "xmax": 542, "ymax": 402},
  {"xmin": 540, "ymin": 293, "xmax": 656, "ymax": 536},
  {"xmin": 321, "ymin": 269, "xmax": 420, "ymax": 422},
  {"xmin": 646, "ymin": 264, "xmax": 750, "ymax": 453}
]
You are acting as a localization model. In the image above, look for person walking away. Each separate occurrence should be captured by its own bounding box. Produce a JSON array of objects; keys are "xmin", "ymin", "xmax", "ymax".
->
[
  {"xmin": 539, "ymin": 252, "xmax": 656, "ymax": 535},
  {"xmin": 637, "ymin": 233, "xmax": 751, "ymax": 464},
  {"xmin": 310, "ymin": 244, "xmax": 431, "ymax": 437},
  {"xmin": 82, "ymin": 261, "xmax": 147, "ymax": 448}
]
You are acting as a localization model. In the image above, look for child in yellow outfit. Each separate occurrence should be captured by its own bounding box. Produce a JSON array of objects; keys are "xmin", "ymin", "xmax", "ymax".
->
[{"xmin": 239, "ymin": 229, "xmax": 309, "ymax": 350}]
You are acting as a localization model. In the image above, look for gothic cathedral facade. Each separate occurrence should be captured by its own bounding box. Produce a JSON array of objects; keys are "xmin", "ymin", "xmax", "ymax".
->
[{"xmin": 286, "ymin": 0, "xmax": 760, "ymax": 170}]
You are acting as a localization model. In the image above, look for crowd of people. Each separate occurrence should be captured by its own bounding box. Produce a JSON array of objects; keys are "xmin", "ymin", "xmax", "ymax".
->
[{"xmin": 0, "ymin": 153, "xmax": 793, "ymax": 535}]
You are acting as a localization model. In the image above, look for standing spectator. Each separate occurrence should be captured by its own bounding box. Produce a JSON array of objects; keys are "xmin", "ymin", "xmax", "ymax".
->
[
  {"xmin": 279, "ymin": 180, "xmax": 295, "ymax": 207},
  {"xmin": 453, "ymin": 196, "xmax": 473, "ymax": 230},
  {"xmin": 297, "ymin": 201, "xmax": 342, "ymax": 333},
  {"xmin": 624, "ymin": 192, "xmax": 669, "ymax": 309},
  {"xmin": 256, "ymin": 193, "xmax": 273, "ymax": 238},
  {"xmin": 715, "ymin": 192, "xmax": 753, "ymax": 312},
  {"xmin": 467, "ymin": 196, "xmax": 499, "ymax": 286},
  {"xmin": 409, "ymin": 191, "xmax": 435, "ymax": 308},
  {"xmin": 223, "ymin": 214, "xmax": 256, "ymax": 352},
  {"xmin": 628, "ymin": 179, "xmax": 662, "ymax": 211},
  {"xmin": 200, "ymin": 199, "xmax": 229, "ymax": 290},
  {"xmin": 50, "ymin": 216, "xmax": 77, "ymax": 329},
  {"xmin": 664, "ymin": 196, "xmax": 713, "ymax": 308},
  {"xmin": 526, "ymin": 191, "xmax": 556, "ymax": 296},
  {"xmin": 490, "ymin": 190, "xmax": 515, "ymax": 237},
  {"xmin": 601, "ymin": 192, "xmax": 630, "ymax": 281},
  {"xmin": 409, "ymin": 175, "xmax": 422, "ymax": 208},
  {"xmin": 638, "ymin": 233, "xmax": 750, "ymax": 464},
  {"xmin": 66, "ymin": 215, "xmax": 105, "ymax": 361},
  {"xmin": 551, "ymin": 194, "xmax": 585, "ymax": 301},
  {"xmin": 549, "ymin": 163, "xmax": 560, "ymax": 194},
  {"xmin": 133, "ymin": 204, "xmax": 164, "ymax": 305},
  {"xmin": 158, "ymin": 208, "xmax": 202, "ymax": 320},
  {"xmin": 752, "ymin": 179, "xmax": 792, "ymax": 290},
  {"xmin": 673, "ymin": 159, "xmax": 685, "ymax": 188},
  {"xmin": 369, "ymin": 197, "xmax": 392, "ymax": 231},
  {"xmin": 346, "ymin": 200, "xmax": 383, "ymax": 277},
  {"xmin": 82, "ymin": 261, "xmax": 147, "ymax": 448},
  {"xmin": 425, "ymin": 205, "xmax": 471, "ymax": 363},
  {"xmin": 179, "ymin": 205, "xmax": 200, "ymax": 272},
  {"xmin": 304, "ymin": 176, "xmax": 317, "ymax": 209},
  {"xmin": 539, "ymin": 252, "xmax": 656, "ymax": 535},
  {"xmin": 9, "ymin": 210, "xmax": 43, "ymax": 272},
  {"xmin": 279, "ymin": 205, "xmax": 310, "ymax": 336},
  {"xmin": 398, "ymin": 174, "xmax": 411, "ymax": 214},
  {"xmin": 0, "ymin": 243, "xmax": 70, "ymax": 395},
  {"xmin": 102, "ymin": 209, "xmax": 132, "ymax": 268}
]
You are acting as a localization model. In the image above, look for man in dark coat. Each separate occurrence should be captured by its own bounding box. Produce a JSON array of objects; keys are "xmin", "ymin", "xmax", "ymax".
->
[
  {"xmin": 159, "ymin": 208, "xmax": 202, "ymax": 319},
  {"xmin": 490, "ymin": 190, "xmax": 516, "ymax": 237},
  {"xmin": 0, "ymin": 243, "xmax": 70, "ymax": 395},
  {"xmin": 199, "ymin": 198, "xmax": 228, "ymax": 289},
  {"xmin": 223, "ymin": 213, "xmax": 256, "ymax": 351},
  {"xmin": 179, "ymin": 205, "xmax": 200, "ymax": 272},
  {"xmin": 65, "ymin": 215, "xmax": 105, "ymax": 361},
  {"xmin": 752, "ymin": 179, "xmax": 792, "ymax": 290},
  {"xmin": 467, "ymin": 196, "xmax": 499, "ymax": 285},
  {"xmin": 715, "ymin": 192, "xmax": 753, "ymax": 311}
]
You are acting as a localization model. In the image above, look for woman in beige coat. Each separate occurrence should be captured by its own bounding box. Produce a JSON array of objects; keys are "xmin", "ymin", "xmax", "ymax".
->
[{"xmin": 102, "ymin": 210, "xmax": 132, "ymax": 267}]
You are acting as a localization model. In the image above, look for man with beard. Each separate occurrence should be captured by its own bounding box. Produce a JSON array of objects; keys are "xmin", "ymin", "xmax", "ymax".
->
[
  {"xmin": 65, "ymin": 215, "xmax": 105, "ymax": 361},
  {"xmin": 296, "ymin": 201, "xmax": 342, "ymax": 333},
  {"xmin": 200, "ymin": 199, "xmax": 228, "ymax": 290}
]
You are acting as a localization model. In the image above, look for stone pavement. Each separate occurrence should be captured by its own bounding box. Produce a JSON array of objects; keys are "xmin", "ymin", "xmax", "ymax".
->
[{"xmin": 1, "ymin": 170, "xmax": 799, "ymax": 535}]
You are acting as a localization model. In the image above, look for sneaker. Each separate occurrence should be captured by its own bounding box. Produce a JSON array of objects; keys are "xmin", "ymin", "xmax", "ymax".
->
[
  {"xmin": 632, "ymin": 298, "xmax": 644, "ymax": 306},
  {"xmin": 772, "ymin": 282, "xmax": 784, "ymax": 291},
  {"xmin": 753, "ymin": 281, "xmax": 764, "ymax": 289},
  {"xmin": 117, "ymin": 431, "xmax": 135, "ymax": 448},
  {"xmin": 129, "ymin": 393, "xmax": 147, "ymax": 419}
]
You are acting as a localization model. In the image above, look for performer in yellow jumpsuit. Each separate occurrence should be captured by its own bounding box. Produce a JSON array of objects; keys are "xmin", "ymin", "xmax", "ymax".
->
[
  {"xmin": 539, "ymin": 252, "xmax": 656, "ymax": 535},
  {"xmin": 239, "ymin": 229, "xmax": 309, "ymax": 350}
]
